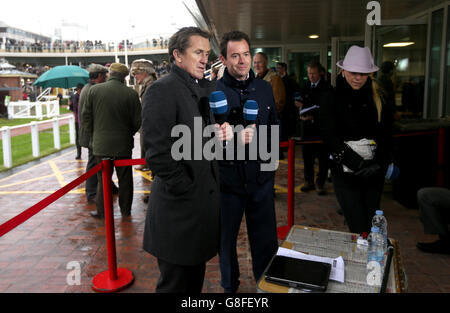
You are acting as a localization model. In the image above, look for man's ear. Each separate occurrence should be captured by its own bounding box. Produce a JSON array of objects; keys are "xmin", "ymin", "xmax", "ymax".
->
[
  {"xmin": 173, "ymin": 49, "xmax": 182, "ymax": 64},
  {"xmin": 219, "ymin": 55, "xmax": 226, "ymax": 66}
]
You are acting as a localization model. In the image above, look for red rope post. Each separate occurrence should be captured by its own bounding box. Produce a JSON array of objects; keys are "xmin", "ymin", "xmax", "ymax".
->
[
  {"xmin": 103, "ymin": 158, "xmax": 117, "ymax": 280},
  {"xmin": 277, "ymin": 139, "xmax": 295, "ymax": 239},
  {"xmin": 92, "ymin": 158, "xmax": 134, "ymax": 292}
]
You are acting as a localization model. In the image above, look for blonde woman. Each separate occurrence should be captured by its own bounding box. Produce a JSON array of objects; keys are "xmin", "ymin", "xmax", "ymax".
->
[{"xmin": 319, "ymin": 46, "xmax": 394, "ymax": 235}]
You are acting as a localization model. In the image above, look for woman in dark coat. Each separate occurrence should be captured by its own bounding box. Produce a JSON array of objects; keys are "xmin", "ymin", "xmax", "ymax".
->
[{"xmin": 319, "ymin": 46, "xmax": 394, "ymax": 235}]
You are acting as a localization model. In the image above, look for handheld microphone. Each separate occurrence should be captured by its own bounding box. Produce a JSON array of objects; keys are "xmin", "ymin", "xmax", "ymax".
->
[
  {"xmin": 209, "ymin": 91, "xmax": 228, "ymax": 125},
  {"xmin": 243, "ymin": 100, "xmax": 258, "ymax": 126}
]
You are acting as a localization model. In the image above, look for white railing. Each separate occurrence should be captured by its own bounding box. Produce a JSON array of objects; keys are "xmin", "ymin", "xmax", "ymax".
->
[
  {"xmin": 36, "ymin": 88, "xmax": 53, "ymax": 101},
  {"xmin": 6, "ymin": 100, "xmax": 60, "ymax": 119},
  {"xmin": 1, "ymin": 115, "xmax": 75, "ymax": 168}
]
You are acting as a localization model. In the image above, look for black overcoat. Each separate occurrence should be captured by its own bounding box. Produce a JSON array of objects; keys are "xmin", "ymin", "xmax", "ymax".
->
[{"xmin": 141, "ymin": 65, "xmax": 220, "ymax": 266}]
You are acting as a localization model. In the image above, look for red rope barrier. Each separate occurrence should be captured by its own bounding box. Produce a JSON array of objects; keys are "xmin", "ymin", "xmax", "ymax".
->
[
  {"xmin": 0, "ymin": 162, "xmax": 102, "ymax": 237},
  {"xmin": 114, "ymin": 158, "xmax": 146, "ymax": 167}
]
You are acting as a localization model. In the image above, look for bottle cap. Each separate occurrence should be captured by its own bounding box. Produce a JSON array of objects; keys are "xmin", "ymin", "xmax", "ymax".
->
[
  {"xmin": 375, "ymin": 210, "xmax": 383, "ymax": 215},
  {"xmin": 371, "ymin": 226, "xmax": 379, "ymax": 233}
]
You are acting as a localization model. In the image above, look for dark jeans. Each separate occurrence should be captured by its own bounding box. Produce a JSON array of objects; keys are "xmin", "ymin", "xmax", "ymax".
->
[
  {"xmin": 302, "ymin": 143, "xmax": 329, "ymax": 186},
  {"xmin": 156, "ymin": 258, "xmax": 206, "ymax": 293},
  {"xmin": 219, "ymin": 177, "xmax": 278, "ymax": 293},
  {"xmin": 332, "ymin": 169, "xmax": 385, "ymax": 234},
  {"xmin": 95, "ymin": 156, "xmax": 133, "ymax": 216}
]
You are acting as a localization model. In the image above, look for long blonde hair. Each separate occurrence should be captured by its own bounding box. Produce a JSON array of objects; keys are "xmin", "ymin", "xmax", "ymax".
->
[{"xmin": 370, "ymin": 74, "xmax": 382, "ymax": 122}]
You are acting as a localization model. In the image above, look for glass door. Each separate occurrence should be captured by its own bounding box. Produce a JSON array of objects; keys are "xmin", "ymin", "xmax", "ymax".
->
[{"xmin": 367, "ymin": 19, "xmax": 428, "ymax": 119}]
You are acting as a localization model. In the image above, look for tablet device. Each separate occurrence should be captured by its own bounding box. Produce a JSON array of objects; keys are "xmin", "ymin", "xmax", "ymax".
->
[{"xmin": 264, "ymin": 255, "xmax": 331, "ymax": 292}]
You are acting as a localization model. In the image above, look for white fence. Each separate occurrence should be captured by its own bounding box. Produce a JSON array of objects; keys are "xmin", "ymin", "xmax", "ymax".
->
[
  {"xmin": 1, "ymin": 115, "xmax": 75, "ymax": 168},
  {"xmin": 6, "ymin": 99, "xmax": 60, "ymax": 119}
]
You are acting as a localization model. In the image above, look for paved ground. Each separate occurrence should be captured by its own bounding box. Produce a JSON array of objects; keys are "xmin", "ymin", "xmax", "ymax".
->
[{"xmin": 0, "ymin": 136, "xmax": 449, "ymax": 293}]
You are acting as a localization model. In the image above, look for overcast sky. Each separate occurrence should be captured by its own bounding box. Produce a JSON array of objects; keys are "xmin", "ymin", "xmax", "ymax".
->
[{"xmin": 2, "ymin": 0, "xmax": 196, "ymax": 42}]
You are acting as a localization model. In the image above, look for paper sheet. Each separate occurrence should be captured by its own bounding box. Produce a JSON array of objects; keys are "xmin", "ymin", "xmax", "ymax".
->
[
  {"xmin": 277, "ymin": 247, "xmax": 345, "ymax": 283},
  {"xmin": 300, "ymin": 105, "xmax": 320, "ymax": 115}
]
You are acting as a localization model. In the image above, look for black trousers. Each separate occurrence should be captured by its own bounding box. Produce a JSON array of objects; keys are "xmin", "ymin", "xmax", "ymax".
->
[
  {"xmin": 95, "ymin": 156, "xmax": 133, "ymax": 216},
  {"xmin": 332, "ymin": 169, "xmax": 385, "ymax": 234},
  {"xmin": 302, "ymin": 143, "xmax": 329, "ymax": 186},
  {"xmin": 85, "ymin": 147, "xmax": 98, "ymax": 201},
  {"xmin": 75, "ymin": 122, "xmax": 81, "ymax": 157},
  {"xmin": 156, "ymin": 258, "xmax": 206, "ymax": 293}
]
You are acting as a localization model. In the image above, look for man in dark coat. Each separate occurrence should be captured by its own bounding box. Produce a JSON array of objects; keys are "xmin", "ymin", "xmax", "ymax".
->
[
  {"xmin": 141, "ymin": 27, "xmax": 231, "ymax": 293},
  {"xmin": 216, "ymin": 30, "xmax": 279, "ymax": 293},
  {"xmin": 297, "ymin": 61, "xmax": 333, "ymax": 195},
  {"xmin": 277, "ymin": 62, "xmax": 300, "ymax": 156},
  {"xmin": 68, "ymin": 83, "xmax": 84, "ymax": 160},
  {"xmin": 79, "ymin": 63, "xmax": 115, "ymax": 204},
  {"xmin": 81, "ymin": 63, "xmax": 141, "ymax": 218}
]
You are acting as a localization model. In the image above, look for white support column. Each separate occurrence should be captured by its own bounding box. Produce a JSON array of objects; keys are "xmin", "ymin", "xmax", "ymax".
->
[
  {"xmin": 36, "ymin": 102, "xmax": 43, "ymax": 120},
  {"xmin": 1, "ymin": 127, "xmax": 12, "ymax": 168},
  {"xmin": 46, "ymin": 102, "xmax": 51, "ymax": 118},
  {"xmin": 7, "ymin": 103, "xmax": 14, "ymax": 119},
  {"xmin": 52, "ymin": 118, "xmax": 61, "ymax": 150},
  {"xmin": 26, "ymin": 101, "xmax": 31, "ymax": 117},
  {"xmin": 55, "ymin": 100, "xmax": 60, "ymax": 116},
  {"xmin": 30, "ymin": 122, "xmax": 40, "ymax": 158},
  {"xmin": 68, "ymin": 116, "xmax": 75, "ymax": 145}
]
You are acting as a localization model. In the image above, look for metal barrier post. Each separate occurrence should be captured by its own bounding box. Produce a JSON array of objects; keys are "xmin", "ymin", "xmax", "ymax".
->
[
  {"xmin": 1, "ymin": 126, "xmax": 12, "ymax": 168},
  {"xmin": 92, "ymin": 159, "xmax": 134, "ymax": 292},
  {"xmin": 52, "ymin": 117, "xmax": 60, "ymax": 149},
  {"xmin": 30, "ymin": 122, "xmax": 40, "ymax": 158}
]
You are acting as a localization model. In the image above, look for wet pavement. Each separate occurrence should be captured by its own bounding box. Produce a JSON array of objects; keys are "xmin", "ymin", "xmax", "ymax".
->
[{"xmin": 0, "ymin": 136, "xmax": 449, "ymax": 293}]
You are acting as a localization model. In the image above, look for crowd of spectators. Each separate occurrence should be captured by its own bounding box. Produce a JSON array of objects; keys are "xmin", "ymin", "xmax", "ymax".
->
[{"xmin": 1, "ymin": 37, "xmax": 169, "ymax": 53}]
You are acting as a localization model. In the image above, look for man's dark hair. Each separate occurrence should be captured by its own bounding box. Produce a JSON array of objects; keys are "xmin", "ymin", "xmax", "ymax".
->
[
  {"xmin": 307, "ymin": 60, "xmax": 322, "ymax": 71},
  {"xmin": 168, "ymin": 27, "xmax": 211, "ymax": 63},
  {"xmin": 220, "ymin": 31, "xmax": 251, "ymax": 58},
  {"xmin": 89, "ymin": 72, "xmax": 105, "ymax": 80}
]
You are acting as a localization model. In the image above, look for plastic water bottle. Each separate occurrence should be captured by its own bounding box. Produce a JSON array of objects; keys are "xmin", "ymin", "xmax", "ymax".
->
[
  {"xmin": 366, "ymin": 226, "xmax": 385, "ymax": 291},
  {"xmin": 372, "ymin": 210, "xmax": 388, "ymax": 250}
]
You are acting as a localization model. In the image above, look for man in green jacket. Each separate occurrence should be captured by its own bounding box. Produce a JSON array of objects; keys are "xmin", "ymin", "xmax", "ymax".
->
[{"xmin": 82, "ymin": 63, "xmax": 141, "ymax": 218}]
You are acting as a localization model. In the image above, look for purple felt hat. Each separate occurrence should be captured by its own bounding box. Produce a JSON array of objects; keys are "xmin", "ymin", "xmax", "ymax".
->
[{"xmin": 337, "ymin": 46, "xmax": 379, "ymax": 73}]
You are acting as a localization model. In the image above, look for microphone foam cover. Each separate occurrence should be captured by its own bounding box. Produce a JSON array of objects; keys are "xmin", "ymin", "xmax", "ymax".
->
[
  {"xmin": 209, "ymin": 91, "xmax": 228, "ymax": 115},
  {"xmin": 243, "ymin": 100, "xmax": 258, "ymax": 122}
]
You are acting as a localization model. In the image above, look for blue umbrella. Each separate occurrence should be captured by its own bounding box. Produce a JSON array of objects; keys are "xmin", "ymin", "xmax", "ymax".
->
[{"xmin": 33, "ymin": 65, "xmax": 89, "ymax": 89}]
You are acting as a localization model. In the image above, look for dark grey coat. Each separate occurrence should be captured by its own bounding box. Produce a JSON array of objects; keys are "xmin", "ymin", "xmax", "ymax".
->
[{"xmin": 141, "ymin": 65, "xmax": 220, "ymax": 266}]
